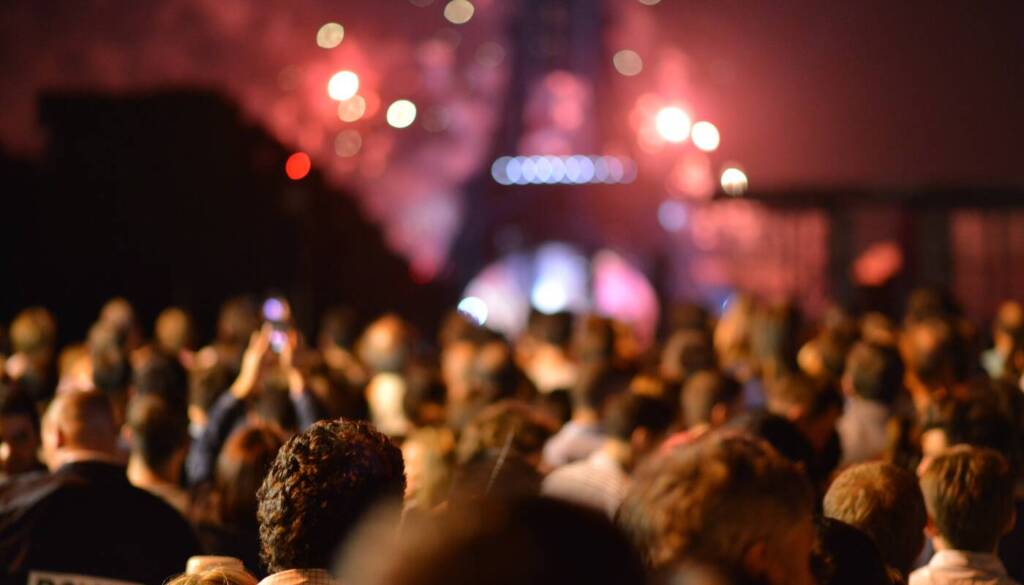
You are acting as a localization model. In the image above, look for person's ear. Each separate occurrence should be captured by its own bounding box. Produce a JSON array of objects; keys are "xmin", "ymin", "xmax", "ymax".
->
[
  {"xmin": 840, "ymin": 372, "xmax": 855, "ymax": 397},
  {"xmin": 631, "ymin": 427, "xmax": 650, "ymax": 452},
  {"xmin": 743, "ymin": 541, "xmax": 769, "ymax": 579},
  {"xmin": 710, "ymin": 403, "xmax": 728, "ymax": 427},
  {"xmin": 1006, "ymin": 505, "xmax": 1017, "ymax": 536},
  {"xmin": 924, "ymin": 515, "xmax": 939, "ymax": 540}
]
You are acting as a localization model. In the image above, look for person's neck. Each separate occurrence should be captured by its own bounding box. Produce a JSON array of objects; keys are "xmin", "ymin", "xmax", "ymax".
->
[
  {"xmin": 49, "ymin": 447, "xmax": 123, "ymax": 471},
  {"xmin": 127, "ymin": 454, "xmax": 180, "ymax": 488},
  {"xmin": 599, "ymin": 438, "xmax": 633, "ymax": 469},
  {"xmin": 572, "ymin": 408, "xmax": 599, "ymax": 425},
  {"xmin": 932, "ymin": 536, "xmax": 998, "ymax": 556}
]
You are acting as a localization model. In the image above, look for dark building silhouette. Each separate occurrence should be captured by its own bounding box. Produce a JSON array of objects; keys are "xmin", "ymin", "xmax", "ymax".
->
[{"xmin": 0, "ymin": 90, "xmax": 441, "ymax": 342}]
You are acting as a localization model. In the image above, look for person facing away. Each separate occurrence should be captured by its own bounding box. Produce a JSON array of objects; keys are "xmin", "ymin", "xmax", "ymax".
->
[
  {"xmin": 255, "ymin": 418, "xmax": 405, "ymax": 585},
  {"xmin": 0, "ymin": 383, "xmax": 45, "ymax": 479},
  {"xmin": 823, "ymin": 461, "xmax": 927, "ymax": 581},
  {"xmin": 542, "ymin": 392, "xmax": 673, "ymax": 517},
  {"xmin": 337, "ymin": 496, "xmax": 645, "ymax": 585},
  {"xmin": 618, "ymin": 432, "xmax": 817, "ymax": 585},
  {"xmin": 125, "ymin": 393, "xmax": 191, "ymax": 516},
  {"xmin": 0, "ymin": 389, "xmax": 199, "ymax": 585},
  {"xmin": 911, "ymin": 445, "xmax": 1020, "ymax": 585}
]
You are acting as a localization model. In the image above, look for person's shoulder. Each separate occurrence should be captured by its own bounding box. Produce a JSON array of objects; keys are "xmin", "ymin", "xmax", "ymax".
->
[
  {"xmin": 907, "ymin": 565, "xmax": 931, "ymax": 585},
  {"xmin": 0, "ymin": 470, "xmax": 68, "ymax": 513}
]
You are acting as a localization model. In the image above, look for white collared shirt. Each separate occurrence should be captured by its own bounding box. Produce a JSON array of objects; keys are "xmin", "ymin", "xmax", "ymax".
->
[{"xmin": 910, "ymin": 550, "xmax": 1020, "ymax": 585}]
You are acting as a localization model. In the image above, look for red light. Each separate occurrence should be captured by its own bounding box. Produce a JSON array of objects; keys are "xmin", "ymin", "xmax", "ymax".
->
[{"xmin": 285, "ymin": 152, "xmax": 311, "ymax": 180}]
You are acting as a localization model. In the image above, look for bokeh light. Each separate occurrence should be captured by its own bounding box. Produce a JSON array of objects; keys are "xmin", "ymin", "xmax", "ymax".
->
[
  {"xmin": 285, "ymin": 152, "xmax": 311, "ymax": 180},
  {"xmin": 334, "ymin": 130, "xmax": 362, "ymax": 157},
  {"xmin": 612, "ymin": 50, "xmax": 643, "ymax": 76},
  {"xmin": 337, "ymin": 95, "xmax": 367, "ymax": 122},
  {"xmin": 638, "ymin": 0, "xmax": 662, "ymax": 4},
  {"xmin": 691, "ymin": 121, "xmax": 720, "ymax": 152},
  {"xmin": 658, "ymin": 200, "xmax": 688, "ymax": 232},
  {"xmin": 490, "ymin": 156, "xmax": 636, "ymax": 185},
  {"xmin": 720, "ymin": 167, "xmax": 749, "ymax": 196},
  {"xmin": 327, "ymin": 71, "xmax": 360, "ymax": 101},
  {"xmin": 655, "ymin": 106, "xmax": 692, "ymax": 143},
  {"xmin": 457, "ymin": 296, "xmax": 489, "ymax": 325},
  {"xmin": 386, "ymin": 99, "xmax": 418, "ymax": 128},
  {"xmin": 444, "ymin": 0, "xmax": 475, "ymax": 25},
  {"xmin": 315, "ymin": 23, "xmax": 345, "ymax": 49}
]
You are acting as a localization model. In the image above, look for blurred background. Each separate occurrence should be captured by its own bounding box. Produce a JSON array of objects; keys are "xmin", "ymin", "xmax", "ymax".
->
[{"xmin": 2, "ymin": 0, "xmax": 1024, "ymax": 342}]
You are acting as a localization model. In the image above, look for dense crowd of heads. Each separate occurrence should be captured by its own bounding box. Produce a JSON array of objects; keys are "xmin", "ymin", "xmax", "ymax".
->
[{"xmin": 2, "ymin": 289, "xmax": 1024, "ymax": 585}]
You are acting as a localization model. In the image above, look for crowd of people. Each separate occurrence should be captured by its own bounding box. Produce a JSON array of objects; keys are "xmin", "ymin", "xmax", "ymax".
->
[{"xmin": 1, "ymin": 288, "xmax": 1023, "ymax": 585}]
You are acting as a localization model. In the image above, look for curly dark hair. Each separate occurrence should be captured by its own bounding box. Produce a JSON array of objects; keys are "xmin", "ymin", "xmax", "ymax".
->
[{"xmin": 256, "ymin": 419, "xmax": 405, "ymax": 572}]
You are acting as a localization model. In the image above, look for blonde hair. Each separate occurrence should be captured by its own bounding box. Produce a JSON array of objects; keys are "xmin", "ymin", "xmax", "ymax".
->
[{"xmin": 167, "ymin": 566, "xmax": 258, "ymax": 585}]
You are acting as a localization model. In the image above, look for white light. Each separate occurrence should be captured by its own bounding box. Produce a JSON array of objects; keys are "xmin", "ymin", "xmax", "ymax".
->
[
  {"xmin": 492, "ymin": 156, "xmax": 512, "ymax": 185},
  {"xmin": 457, "ymin": 296, "xmax": 489, "ymax": 325},
  {"xmin": 638, "ymin": 0, "xmax": 661, "ymax": 4},
  {"xmin": 606, "ymin": 157, "xmax": 624, "ymax": 183},
  {"xmin": 658, "ymin": 200, "xmax": 688, "ymax": 232},
  {"xmin": 655, "ymin": 106, "xmax": 692, "ymax": 143},
  {"xmin": 534, "ymin": 156, "xmax": 553, "ymax": 183},
  {"xmin": 337, "ymin": 95, "xmax": 367, "ymax": 122},
  {"xmin": 577, "ymin": 156, "xmax": 595, "ymax": 183},
  {"xmin": 547, "ymin": 156, "xmax": 566, "ymax": 183},
  {"xmin": 531, "ymin": 280, "xmax": 569, "ymax": 314},
  {"xmin": 720, "ymin": 167, "xmax": 749, "ymax": 196},
  {"xmin": 612, "ymin": 50, "xmax": 643, "ymax": 76},
  {"xmin": 489, "ymin": 155, "xmax": 637, "ymax": 185},
  {"xmin": 444, "ymin": 0, "xmax": 475, "ymax": 24},
  {"xmin": 520, "ymin": 156, "xmax": 537, "ymax": 183},
  {"xmin": 506, "ymin": 157, "xmax": 523, "ymax": 184},
  {"xmin": 564, "ymin": 156, "xmax": 582, "ymax": 183},
  {"xmin": 691, "ymin": 121, "xmax": 721, "ymax": 152},
  {"xmin": 386, "ymin": 99, "xmax": 418, "ymax": 128},
  {"xmin": 593, "ymin": 156, "xmax": 610, "ymax": 182},
  {"xmin": 327, "ymin": 71, "xmax": 360, "ymax": 101},
  {"xmin": 316, "ymin": 23, "xmax": 345, "ymax": 49}
]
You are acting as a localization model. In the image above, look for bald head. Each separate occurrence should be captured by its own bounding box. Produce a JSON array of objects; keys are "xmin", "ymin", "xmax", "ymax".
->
[{"xmin": 42, "ymin": 390, "xmax": 119, "ymax": 470}]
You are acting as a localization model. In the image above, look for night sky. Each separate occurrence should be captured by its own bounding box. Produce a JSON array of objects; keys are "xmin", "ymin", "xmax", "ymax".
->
[{"xmin": 2, "ymin": 0, "xmax": 1023, "ymax": 272}]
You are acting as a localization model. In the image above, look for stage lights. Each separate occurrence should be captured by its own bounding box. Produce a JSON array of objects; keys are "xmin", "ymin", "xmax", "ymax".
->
[
  {"xmin": 613, "ymin": 50, "xmax": 643, "ymax": 76},
  {"xmin": 720, "ymin": 167, "xmax": 748, "ymax": 195},
  {"xmin": 444, "ymin": 0, "xmax": 475, "ymax": 24},
  {"xmin": 457, "ymin": 296, "xmax": 488, "ymax": 325},
  {"xmin": 316, "ymin": 23, "xmax": 345, "ymax": 49},
  {"xmin": 285, "ymin": 152, "xmax": 311, "ymax": 180},
  {"xmin": 337, "ymin": 96, "xmax": 367, "ymax": 122},
  {"xmin": 691, "ymin": 121, "xmax": 720, "ymax": 152},
  {"xmin": 655, "ymin": 106, "xmax": 692, "ymax": 143},
  {"xmin": 327, "ymin": 71, "xmax": 360, "ymax": 101},
  {"xmin": 491, "ymin": 155, "xmax": 636, "ymax": 185},
  {"xmin": 386, "ymin": 99, "xmax": 418, "ymax": 128}
]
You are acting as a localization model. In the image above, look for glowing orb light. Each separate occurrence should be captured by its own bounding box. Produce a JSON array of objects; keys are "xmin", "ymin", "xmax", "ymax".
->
[
  {"xmin": 720, "ymin": 167, "xmax": 749, "ymax": 196},
  {"xmin": 334, "ymin": 130, "xmax": 362, "ymax": 157},
  {"xmin": 457, "ymin": 296, "xmax": 489, "ymax": 325},
  {"xmin": 658, "ymin": 200, "xmax": 688, "ymax": 232},
  {"xmin": 613, "ymin": 50, "xmax": 643, "ymax": 76},
  {"xmin": 316, "ymin": 23, "xmax": 345, "ymax": 49},
  {"xmin": 386, "ymin": 99, "xmax": 418, "ymax": 128},
  {"xmin": 655, "ymin": 106, "xmax": 692, "ymax": 143},
  {"xmin": 327, "ymin": 71, "xmax": 360, "ymax": 101},
  {"xmin": 285, "ymin": 152, "xmax": 311, "ymax": 180},
  {"xmin": 444, "ymin": 0, "xmax": 475, "ymax": 24},
  {"xmin": 337, "ymin": 95, "xmax": 367, "ymax": 122},
  {"xmin": 691, "ymin": 121, "xmax": 720, "ymax": 152}
]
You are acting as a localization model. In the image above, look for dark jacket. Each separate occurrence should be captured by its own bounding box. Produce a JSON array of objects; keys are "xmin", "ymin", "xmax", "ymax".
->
[{"xmin": 0, "ymin": 460, "xmax": 200, "ymax": 585}]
